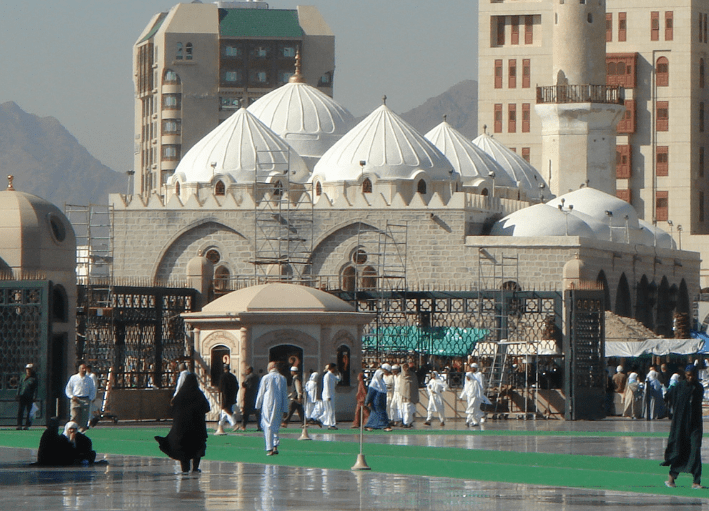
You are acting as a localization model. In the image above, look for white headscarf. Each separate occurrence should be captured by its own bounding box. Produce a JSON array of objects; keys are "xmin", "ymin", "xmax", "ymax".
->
[
  {"xmin": 616, "ymin": 365, "xmax": 623, "ymax": 373},
  {"xmin": 628, "ymin": 372, "xmax": 638, "ymax": 384},
  {"xmin": 63, "ymin": 421, "xmax": 79, "ymax": 441}
]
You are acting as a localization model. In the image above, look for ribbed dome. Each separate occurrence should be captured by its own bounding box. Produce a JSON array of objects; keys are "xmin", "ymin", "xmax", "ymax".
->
[
  {"xmin": 171, "ymin": 107, "xmax": 310, "ymax": 185},
  {"xmin": 425, "ymin": 121, "xmax": 514, "ymax": 188},
  {"xmin": 313, "ymin": 104, "xmax": 456, "ymax": 183},
  {"xmin": 248, "ymin": 82, "xmax": 355, "ymax": 162},
  {"xmin": 472, "ymin": 132, "xmax": 548, "ymax": 199}
]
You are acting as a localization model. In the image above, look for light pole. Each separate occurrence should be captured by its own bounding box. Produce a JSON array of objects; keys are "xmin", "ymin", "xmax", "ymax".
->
[
  {"xmin": 677, "ymin": 225, "xmax": 683, "ymax": 250},
  {"xmin": 605, "ymin": 210, "xmax": 613, "ymax": 241},
  {"xmin": 667, "ymin": 220, "xmax": 674, "ymax": 247},
  {"xmin": 558, "ymin": 199, "xmax": 573, "ymax": 236},
  {"xmin": 126, "ymin": 170, "xmax": 135, "ymax": 196},
  {"xmin": 488, "ymin": 171, "xmax": 496, "ymax": 198}
]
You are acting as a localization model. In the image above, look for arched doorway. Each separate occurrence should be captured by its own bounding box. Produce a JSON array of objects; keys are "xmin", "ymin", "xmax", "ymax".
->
[
  {"xmin": 615, "ymin": 273, "xmax": 632, "ymax": 317},
  {"xmin": 210, "ymin": 345, "xmax": 231, "ymax": 386},
  {"xmin": 269, "ymin": 344, "xmax": 304, "ymax": 379},
  {"xmin": 656, "ymin": 277, "xmax": 672, "ymax": 337},
  {"xmin": 597, "ymin": 271, "xmax": 610, "ymax": 311}
]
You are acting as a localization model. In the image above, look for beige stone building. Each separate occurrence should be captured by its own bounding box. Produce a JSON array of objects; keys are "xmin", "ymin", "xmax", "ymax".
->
[
  {"xmin": 478, "ymin": 0, "xmax": 709, "ymax": 285},
  {"xmin": 133, "ymin": 1, "xmax": 334, "ymax": 197}
]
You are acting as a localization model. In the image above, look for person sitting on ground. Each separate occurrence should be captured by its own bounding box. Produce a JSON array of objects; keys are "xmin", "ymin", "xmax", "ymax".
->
[
  {"xmin": 35, "ymin": 417, "xmax": 74, "ymax": 466},
  {"xmin": 64, "ymin": 421, "xmax": 97, "ymax": 464}
]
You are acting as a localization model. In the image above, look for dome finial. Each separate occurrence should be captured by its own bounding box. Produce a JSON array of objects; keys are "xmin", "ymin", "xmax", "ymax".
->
[
  {"xmin": 288, "ymin": 48, "xmax": 306, "ymax": 84},
  {"xmin": 382, "ymin": 95, "xmax": 387, "ymax": 106},
  {"xmin": 7, "ymin": 175, "xmax": 15, "ymax": 191},
  {"xmin": 483, "ymin": 124, "xmax": 487, "ymax": 135},
  {"xmin": 443, "ymin": 114, "xmax": 447, "ymax": 123}
]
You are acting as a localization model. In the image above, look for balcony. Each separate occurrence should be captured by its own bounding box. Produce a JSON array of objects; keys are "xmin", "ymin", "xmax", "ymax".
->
[{"xmin": 536, "ymin": 85, "xmax": 624, "ymax": 105}]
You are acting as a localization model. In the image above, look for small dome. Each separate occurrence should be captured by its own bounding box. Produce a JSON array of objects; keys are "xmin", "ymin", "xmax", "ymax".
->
[
  {"xmin": 491, "ymin": 203, "xmax": 597, "ymax": 238},
  {"xmin": 638, "ymin": 219, "xmax": 676, "ymax": 249},
  {"xmin": 0, "ymin": 184, "xmax": 76, "ymax": 272},
  {"xmin": 312, "ymin": 104, "xmax": 456, "ymax": 183},
  {"xmin": 171, "ymin": 107, "xmax": 310, "ymax": 185},
  {"xmin": 202, "ymin": 283, "xmax": 356, "ymax": 313},
  {"xmin": 248, "ymin": 82, "xmax": 355, "ymax": 164},
  {"xmin": 424, "ymin": 121, "xmax": 515, "ymax": 188},
  {"xmin": 472, "ymin": 132, "xmax": 548, "ymax": 199}
]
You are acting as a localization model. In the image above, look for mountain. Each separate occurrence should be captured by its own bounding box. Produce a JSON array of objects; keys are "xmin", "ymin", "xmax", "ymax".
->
[
  {"xmin": 0, "ymin": 101, "xmax": 127, "ymax": 207},
  {"xmin": 401, "ymin": 80, "xmax": 478, "ymax": 139}
]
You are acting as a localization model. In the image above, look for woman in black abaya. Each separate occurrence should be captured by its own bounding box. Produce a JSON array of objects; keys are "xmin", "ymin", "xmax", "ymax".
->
[
  {"xmin": 155, "ymin": 373, "xmax": 210, "ymax": 473},
  {"xmin": 662, "ymin": 365, "xmax": 704, "ymax": 489}
]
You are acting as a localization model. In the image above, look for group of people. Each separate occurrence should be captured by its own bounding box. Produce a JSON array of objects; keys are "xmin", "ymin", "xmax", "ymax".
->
[
  {"xmin": 612, "ymin": 363, "xmax": 689, "ymax": 420},
  {"xmin": 35, "ymin": 418, "xmax": 97, "ymax": 466}
]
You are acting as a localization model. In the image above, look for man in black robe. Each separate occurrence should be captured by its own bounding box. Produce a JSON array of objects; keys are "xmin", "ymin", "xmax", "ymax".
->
[{"xmin": 662, "ymin": 364, "xmax": 703, "ymax": 489}]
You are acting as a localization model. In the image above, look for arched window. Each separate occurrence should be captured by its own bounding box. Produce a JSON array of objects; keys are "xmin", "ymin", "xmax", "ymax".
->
[
  {"xmin": 701, "ymin": 59, "xmax": 705, "ymax": 89},
  {"xmin": 336, "ymin": 345, "xmax": 351, "ymax": 386},
  {"xmin": 214, "ymin": 266, "xmax": 230, "ymax": 292},
  {"xmin": 417, "ymin": 180, "xmax": 427, "ymax": 194},
  {"xmin": 656, "ymin": 57, "xmax": 669, "ymax": 87},
  {"xmin": 362, "ymin": 178, "xmax": 372, "ymax": 193},
  {"xmin": 185, "ymin": 42, "xmax": 193, "ymax": 60},
  {"xmin": 163, "ymin": 69, "xmax": 180, "ymax": 84},
  {"xmin": 315, "ymin": 182, "xmax": 322, "ymax": 196},
  {"xmin": 481, "ymin": 188, "xmax": 489, "ymax": 196},
  {"xmin": 175, "ymin": 181, "xmax": 181, "ymax": 196},
  {"xmin": 205, "ymin": 249, "xmax": 221, "ymax": 265},
  {"xmin": 214, "ymin": 180, "xmax": 225, "ymax": 196},
  {"xmin": 341, "ymin": 266, "xmax": 356, "ymax": 293},
  {"xmin": 361, "ymin": 266, "xmax": 377, "ymax": 290},
  {"xmin": 176, "ymin": 42, "xmax": 183, "ymax": 60}
]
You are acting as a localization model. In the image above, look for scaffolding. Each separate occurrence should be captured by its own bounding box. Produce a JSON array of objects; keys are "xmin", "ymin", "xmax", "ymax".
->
[{"xmin": 250, "ymin": 150, "xmax": 314, "ymax": 283}]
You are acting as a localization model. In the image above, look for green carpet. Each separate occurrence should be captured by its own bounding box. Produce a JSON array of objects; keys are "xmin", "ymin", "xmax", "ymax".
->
[{"xmin": 0, "ymin": 427, "xmax": 705, "ymax": 499}]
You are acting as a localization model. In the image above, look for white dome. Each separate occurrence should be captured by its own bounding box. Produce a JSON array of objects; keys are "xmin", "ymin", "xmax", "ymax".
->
[
  {"xmin": 472, "ymin": 132, "xmax": 548, "ymax": 199},
  {"xmin": 312, "ymin": 104, "xmax": 457, "ymax": 183},
  {"xmin": 248, "ymin": 82, "xmax": 355, "ymax": 163},
  {"xmin": 171, "ymin": 107, "xmax": 310, "ymax": 185},
  {"xmin": 491, "ymin": 203, "xmax": 597, "ymax": 238},
  {"xmin": 424, "ymin": 121, "xmax": 515, "ymax": 188},
  {"xmin": 638, "ymin": 219, "xmax": 677, "ymax": 249}
]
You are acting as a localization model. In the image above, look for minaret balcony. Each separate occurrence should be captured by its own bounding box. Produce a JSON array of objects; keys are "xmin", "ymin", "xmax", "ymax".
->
[{"xmin": 536, "ymin": 85, "xmax": 624, "ymax": 105}]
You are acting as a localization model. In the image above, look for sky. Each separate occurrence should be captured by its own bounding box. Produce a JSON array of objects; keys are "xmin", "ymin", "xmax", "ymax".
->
[{"xmin": 0, "ymin": 0, "xmax": 479, "ymax": 174}]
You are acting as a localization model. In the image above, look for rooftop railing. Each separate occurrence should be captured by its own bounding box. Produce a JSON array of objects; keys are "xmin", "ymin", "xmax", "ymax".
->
[{"xmin": 536, "ymin": 84, "xmax": 624, "ymax": 105}]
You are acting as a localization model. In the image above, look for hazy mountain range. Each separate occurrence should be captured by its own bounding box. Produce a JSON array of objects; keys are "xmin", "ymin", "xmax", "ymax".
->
[{"xmin": 0, "ymin": 80, "xmax": 477, "ymax": 207}]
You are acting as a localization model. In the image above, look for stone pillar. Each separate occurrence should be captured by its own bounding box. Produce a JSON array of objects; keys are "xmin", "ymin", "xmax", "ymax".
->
[{"xmin": 186, "ymin": 253, "xmax": 213, "ymax": 310}]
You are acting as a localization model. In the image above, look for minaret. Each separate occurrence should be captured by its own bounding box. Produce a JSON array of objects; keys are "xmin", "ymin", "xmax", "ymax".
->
[{"xmin": 535, "ymin": 0, "xmax": 625, "ymax": 197}]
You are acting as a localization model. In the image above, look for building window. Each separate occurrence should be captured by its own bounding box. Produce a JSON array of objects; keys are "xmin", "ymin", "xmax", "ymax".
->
[
  {"xmin": 205, "ymin": 249, "xmax": 221, "ymax": 265},
  {"xmin": 315, "ymin": 182, "xmax": 322, "ymax": 196},
  {"xmin": 215, "ymin": 180, "xmax": 226, "ymax": 196},
  {"xmin": 525, "ymin": 15, "xmax": 533, "ymax": 44},
  {"xmin": 522, "ymin": 59, "xmax": 530, "ymax": 88},
  {"xmin": 522, "ymin": 147, "xmax": 530, "ymax": 163},
  {"xmin": 617, "ymin": 100, "xmax": 636, "ymax": 133},
  {"xmin": 214, "ymin": 266, "xmax": 230, "ymax": 292},
  {"xmin": 249, "ymin": 70, "xmax": 269, "ymax": 85},
  {"xmin": 318, "ymin": 72, "xmax": 333, "ymax": 87},
  {"xmin": 701, "ymin": 102, "xmax": 706, "ymax": 133},
  {"xmin": 185, "ymin": 43, "xmax": 193, "ymax": 60},
  {"xmin": 701, "ymin": 13, "xmax": 704, "ymax": 43},
  {"xmin": 616, "ymin": 145, "xmax": 632, "ymax": 179},
  {"xmin": 496, "ymin": 17, "xmax": 505, "ymax": 46},
  {"xmin": 616, "ymin": 189, "xmax": 631, "ymax": 203},
  {"xmin": 162, "ymin": 94, "xmax": 181, "ymax": 110},
  {"xmin": 508, "ymin": 104, "xmax": 517, "ymax": 133},
  {"xmin": 175, "ymin": 181, "xmax": 181, "ymax": 196},
  {"xmin": 162, "ymin": 145, "xmax": 180, "ymax": 161},
  {"xmin": 656, "ymin": 146, "xmax": 669, "ymax": 176},
  {"xmin": 606, "ymin": 53, "xmax": 636, "ymax": 88},
  {"xmin": 511, "ymin": 16, "xmax": 519, "ymax": 44},
  {"xmin": 163, "ymin": 69, "xmax": 180, "ymax": 84},
  {"xmin": 219, "ymin": 97, "xmax": 241, "ymax": 110},
  {"xmin": 619, "ymin": 12, "xmax": 627, "ymax": 41},
  {"xmin": 223, "ymin": 45, "xmax": 243, "ymax": 58},
  {"xmin": 651, "ymin": 12, "xmax": 660, "ymax": 41},
  {"xmin": 278, "ymin": 71, "xmax": 294, "ymax": 84},
  {"xmin": 656, "ymin": 57, "xmax": 669, "ymax": 86},
  {"xmin": 701, "ymin": 191, "xmax": 706, "ymax": 222},
  {"xmin": 417, "ymin": 180, "xmax": 427, "ymax": 194},
  {"xmin": 362, "ymin": 178, "xmax": 372, "ymax": 193},
  {"xmin": 176, "ymin": 42, "xmax": 183, "ymax": 60},
  {"xmin": 341, "ymin": 266, "xmax": 356, "ymax": 293},
  {"xmin": 522, "ymin": 103, "xmax": 530, "ymax": 132},
  {"xmin": 656, "ymin": 191, "xmax": 669, "ymax": 221},
  {"xmin": 701, "ymin": 59, "xmax": 706, "ymax": 88},
  {"xmin": 162, "ymin": 119, "xmax": 181, "ymax": 134},
  {"xmin": 280, "ymin": 45, "xmax": 297, "ymax": 58},
  {"xmin": 251, "ymin": 45, "xmax": 270, "ymax": 58},
  {"xmin": 508, "ymin": 59, "xmax": 517, "ymax": 88},
  {"xmin": 494, "ymin": 104, "xmax": 503, "ymax": 133},
  {"xmin": 665, "ymin": 12, "xmax": 673, "ymax": 40},
  {"xmin": 701, "ymin": 147, "xmax": 705, "ymax": 177},
  {"xmin": 657, "ymin": 101, "xmax": 669, "ymax": 131},
  {"xmin": 606, "ymin": 13, "xmax": 613, "ymax": 42},
  {"xmin": 494, "ymin": 60, "xmax": 503, "ymax": 88},
  {"xmin": 223, "ymin": 70, "xmax": 243, "ymax": 85}
]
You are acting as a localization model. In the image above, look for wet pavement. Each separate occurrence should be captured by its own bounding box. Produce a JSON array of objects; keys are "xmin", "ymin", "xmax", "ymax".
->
[{"xmin": 1, "ymin": 418, "xmax": 708, "ymax": 510}]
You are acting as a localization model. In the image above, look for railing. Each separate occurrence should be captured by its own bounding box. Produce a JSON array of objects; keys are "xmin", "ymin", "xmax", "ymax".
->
[{"xmin": 536, "ymin": 84, "xmax": 624, "ymax": 105}]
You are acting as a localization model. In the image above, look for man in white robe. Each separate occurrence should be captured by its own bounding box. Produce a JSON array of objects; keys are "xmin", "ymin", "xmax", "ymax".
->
[
  {"xmin": 390, "ymin": 365, "xmax": 403, "ymax": 425},
  {"xmin": 424, "ymin": 371, "xmax": 448, "ymax": 426},
  {"xmin": 255, "ymin": 361, "xmax": 288, "ymax": 455},
  {"xmin": 321, "ymin": 363, "xmax": 340, "ymax": 430},
  {"xmin": 460, "ymin": 372, "xmax": 490, "ymax": 426},
  {"xmin": 469, "ymin": 363, "xmax": 487, "ymax": 424}
]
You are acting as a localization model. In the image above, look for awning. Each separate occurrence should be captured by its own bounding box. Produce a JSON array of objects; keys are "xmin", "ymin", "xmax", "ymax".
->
[
  {"xmin": 605, "ymin": 338, "xmax": 704, "ymax": 357},
  {"xmin": 362, "ymin": 326, "xmax": 489, "ymax": 357}
]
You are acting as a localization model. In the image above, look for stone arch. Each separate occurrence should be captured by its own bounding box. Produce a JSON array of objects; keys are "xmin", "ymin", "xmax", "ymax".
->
[
  {"xmin": 677, "ymin": 279, "xmax": 690, "ymax": 315},
  {"xmin": 152, "ymin": 220, "xmax": 248, "ymax": 282},
  {"xmin": 252, "ymin": 329, "xmax": 320, "ymax": 375},
  {"xmin": 210, "ymin": 344, "xmax": 231, "ymax": 386},
  {"xmin": 614, "ymin": 273, "xmax": 632, "ymax": 317},
  {"xmin": 596, "ymin": 270, "xmax": 610, "ymax": 311},
  {"xmin": 656, "ymin": 277, "xmax": 672, "ymax": 337},
  {"xmin": 200, "ymin": 331, "xmax": 239, "ymax": 372},
  {"xmin": 635, "ymin": 275, "xmax": 654, "ymax": 328},
  {"xmin": 311, "ymin": 221, "xmax": 385, "ymax": 277}
]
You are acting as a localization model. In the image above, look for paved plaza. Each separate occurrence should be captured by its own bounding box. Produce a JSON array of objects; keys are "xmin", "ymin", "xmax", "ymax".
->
[{"xmin": 1, "ymin": 418, "xmax": 708, "ymax": 510}]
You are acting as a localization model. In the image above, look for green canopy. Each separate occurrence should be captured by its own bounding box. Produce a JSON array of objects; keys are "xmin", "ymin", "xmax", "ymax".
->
[{"xmin": 363, "ymin": 326, "xmax": 490, "ymax": 357}]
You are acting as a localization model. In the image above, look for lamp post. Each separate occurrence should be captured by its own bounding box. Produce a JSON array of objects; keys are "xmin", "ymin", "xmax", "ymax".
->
[
  {"xmin": 488, "ymin": 171, "xmax": 496, "ymax": 199},
  {"xmin": 126, "ymin": 170, "xmax": 135, "ymax": 196},
  {"xmin": 558, "ymin": 199, "xmax": 573, "ymax": 236},
  {"xmin": 677, "ymin": 225, "xmax": 683, "ymax": 250},
  {"xmin": 667, "ymin": 220, "xmax": 674, "ymax": 247},
  {"xmin": 605, "ymin": 210, "xmax": 613, "ymax": 241}
]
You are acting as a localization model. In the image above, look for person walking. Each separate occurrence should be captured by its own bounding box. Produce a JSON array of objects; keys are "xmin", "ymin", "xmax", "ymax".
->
[
  {"xmin": 424, "ymin": 371, "xmax": 448, "ymax": 427},
  {"xmin": 65, "ymin": 363, "xmax": 96, "ymax": 432},
  {"xmin": 238, "ymin": 366, "xmax": 260, "ymax": 431},
  {"xmin": 662, "ymin": 365, "xmax": 704, "ymax": 489},
  {"xmin": 215, "ymin": 365, "xmax": 239, "ymax": 435},
  {"xmin": 255, "ymin": 361, "xmax": 288, "ymax": 455},
  {"xmin": 351, "ymin": 372, "xmax": 371, "ymax": 428},
  {"xmin": 283, "ymin": 366, "xmax": 304, "ymax": 426},
  {"xmin": 155, "ymin": 373, "xmax": 210, "ymax": 473},
  {"xmin": 364, "ymin": 363, "xmax": 392, "ymax": 431},
  {"xmin": 398, "ymin": 362, "xmax": 419, "ymax": 428},
  {"xmin": 321, "ymin": 363, "xmax": 340, "ymax": 430},
  {"xmin": 16, "ymin": 363, "xmax": 38, "ymax": 430},
  {"xmin": 304, "ymin": 371, "xmax": 322, "ymax": 425},
  {"xmin": 460, "ymin": 371, "xmax": 489, "ymax": 427}
]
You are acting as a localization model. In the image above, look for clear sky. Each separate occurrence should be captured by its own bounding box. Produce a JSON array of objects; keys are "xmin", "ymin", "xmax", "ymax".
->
[{"xmin": 0, "ymin": 0, "xmax": 478, "ymax": 173}]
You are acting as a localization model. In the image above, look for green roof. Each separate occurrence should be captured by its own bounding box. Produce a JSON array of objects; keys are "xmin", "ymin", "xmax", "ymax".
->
[
  {"xmin": 139, "ymin": 11, "xmax": 167, "ymax": 44},
  {"xmin": 363, "ymin": 326, "xmax": 490, "ymax": 357},
  {"xmin": 219, "ymin": 9, "xmax": 303, "ymax": 38}
]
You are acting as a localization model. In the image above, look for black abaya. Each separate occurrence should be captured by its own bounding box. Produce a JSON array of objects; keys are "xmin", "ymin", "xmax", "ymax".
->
[{"xmin": 661, "ymin": 379, "xmax": 704, "ymax": 484}]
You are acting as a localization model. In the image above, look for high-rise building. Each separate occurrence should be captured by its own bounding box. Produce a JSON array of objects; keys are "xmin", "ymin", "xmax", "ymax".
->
[
  {"xmin": 479, "ymin": 0, "xmax": 709, "ymax": 286},
  {"xmin": 132, "ymin": 1, "xmax": 335, "ymax": 196}
]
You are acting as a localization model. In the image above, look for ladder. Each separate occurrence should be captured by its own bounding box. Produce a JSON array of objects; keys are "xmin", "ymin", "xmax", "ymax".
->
[{"xmin": 486, "ymin": 340, "xmax": 511, "ymax": 413}]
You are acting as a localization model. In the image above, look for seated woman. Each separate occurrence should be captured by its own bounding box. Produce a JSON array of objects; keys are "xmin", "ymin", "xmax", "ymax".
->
[
  {"xmin": 36, "ymin": 417, "xmax": 74, "ymax": 466},
  {"xmin": 65, "ymin": 421, "xmax": 97, "ymax": 464}
]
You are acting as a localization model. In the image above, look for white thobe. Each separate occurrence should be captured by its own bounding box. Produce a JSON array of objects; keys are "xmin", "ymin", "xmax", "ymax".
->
[
  {"xmin": 320, "ymin": 371, "xmax": 339, "ymax": 427},
  {"xmin": 426, "ymin": 378, "xmax": 447, "ymax": 422},
  {"xmin": 460, "ymin": 373, "xmax": 489, "ymax": 425},
  {"xmin": 390, "ymin": 374, "xmax": 402, "ymax": 422},
  {"xmin": 304, "ymin": 374, "xmax": 320, "ymax": 420},
  {"xmin": 255, "ymin": 369, "xmax": 288, "ymax": 451}
]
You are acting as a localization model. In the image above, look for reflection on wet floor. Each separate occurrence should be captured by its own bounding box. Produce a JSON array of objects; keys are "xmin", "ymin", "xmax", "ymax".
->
[{"xmin": 1, "ymin": 419, "xmax": 708, "ymax": 510}]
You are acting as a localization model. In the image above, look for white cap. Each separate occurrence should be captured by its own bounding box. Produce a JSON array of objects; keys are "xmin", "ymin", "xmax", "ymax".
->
[
  {"xmin": 25, "ymin": 363, "xmax": 33, "ymax": 369},
  {"xmin": 617, "ymin": 365, "xmax": 623, "ymax": 373},
  {"xmin": 381, "ymin": 363, "xmax": 392, "ymax": 372},
  {"xmin": 471, "ymin": 363, "xmax": 479, "ymax": 369},
  {"xmin": 291, "ymin": 366, "xmax": 298, "ymax": 372},
  {"xmin": 392, "ymin": 364, "xmax": 401, "ymax": 371}
]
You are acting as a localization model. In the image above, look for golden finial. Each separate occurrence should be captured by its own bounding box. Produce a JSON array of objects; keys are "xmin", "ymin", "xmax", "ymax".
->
[
  {"xmin": 7, "ymin": 175, "xmax": 15, "ymax": 191},
  {"xmin": 288, "ymin": 48, "xmax": 306, "ymax": 84},
  {"xmin": 382, "ymin": 95, "xmax": 387, "ymax": 105}
]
